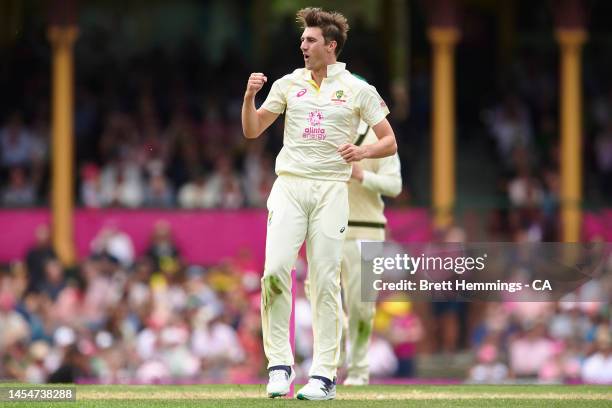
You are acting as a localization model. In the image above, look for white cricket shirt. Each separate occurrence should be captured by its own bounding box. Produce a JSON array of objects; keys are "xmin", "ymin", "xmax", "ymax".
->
[
  {"xmin": 347, "ymin": 123, "xmax": 402, "ymax": 241},
  {"xmin": 261, "ymin": 62, "xmax": 390, "ymax": 181}
]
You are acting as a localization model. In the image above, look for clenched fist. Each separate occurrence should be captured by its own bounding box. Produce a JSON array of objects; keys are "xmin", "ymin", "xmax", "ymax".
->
[{"xmin": 245, "ymin": 73, "xmax": 267, "ymax": 98}]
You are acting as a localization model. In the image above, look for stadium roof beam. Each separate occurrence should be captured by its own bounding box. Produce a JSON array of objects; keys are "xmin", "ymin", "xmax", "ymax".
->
[
  {"xmin": 48, "ymin": 0, "xmax": 78, "ymax": 265},
  {"xmin": 554, "ymin": 0, "xmax": 588, "ymax": 242}
]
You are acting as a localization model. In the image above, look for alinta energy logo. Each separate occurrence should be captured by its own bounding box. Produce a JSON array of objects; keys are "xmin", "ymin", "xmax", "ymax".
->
[{"xmin": 303, "ymin": 110, "xmax": 326, "ymax": 140}]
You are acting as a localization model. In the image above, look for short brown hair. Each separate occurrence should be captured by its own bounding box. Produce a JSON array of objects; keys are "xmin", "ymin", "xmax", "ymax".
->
[{"xmin": 296, "ymin": 7, "xmax": 349, "ymax": 57}]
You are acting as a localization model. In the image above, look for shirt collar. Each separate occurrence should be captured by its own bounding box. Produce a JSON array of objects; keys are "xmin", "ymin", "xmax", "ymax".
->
[
  {"xmin": 327, "ymin": 62, "xmax": 346, "ymax": 77},
  {"xmin": 304, "ymin": 62, "xmax": 346, "ymax": 81}
]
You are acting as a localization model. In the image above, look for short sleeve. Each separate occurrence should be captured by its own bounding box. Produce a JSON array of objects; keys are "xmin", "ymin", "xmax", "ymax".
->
[
  {"xmin": 358, "ymin": 85, "xmax": 390, "ymax": 127},
  {"xmin": 261, "ymin": 79, "xmax": 287, "ymax": 114}
]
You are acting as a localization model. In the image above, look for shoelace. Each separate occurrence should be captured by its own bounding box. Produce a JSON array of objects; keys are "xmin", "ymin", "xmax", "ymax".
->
[{"xmin": 269, "ymin": 370, "xmax": 288, "ymax": 381}]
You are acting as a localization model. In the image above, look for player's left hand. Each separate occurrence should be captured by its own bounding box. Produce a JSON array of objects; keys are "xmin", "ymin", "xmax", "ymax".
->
[{"xmin": 338, "ymin": 144, "xmax": 367, "ymax": 162}]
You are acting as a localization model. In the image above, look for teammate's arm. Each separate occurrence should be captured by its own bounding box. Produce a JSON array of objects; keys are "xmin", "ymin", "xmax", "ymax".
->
[
  {"xmin": 242, "ymin": 72, "xmax": 280, "ymax": 139},
  {"xmin": 352, "ymin": 153, "xmax": 402, "ymax": 197}
]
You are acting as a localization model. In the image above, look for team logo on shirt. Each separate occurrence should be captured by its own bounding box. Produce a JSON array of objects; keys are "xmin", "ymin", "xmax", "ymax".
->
[
  {"xmin": 303, "ymin": 110, "xmax": 326, "ymax": 140},
  {"xmin": 331, "ymin": 89, "xmax": 347, "ymax": 105}
]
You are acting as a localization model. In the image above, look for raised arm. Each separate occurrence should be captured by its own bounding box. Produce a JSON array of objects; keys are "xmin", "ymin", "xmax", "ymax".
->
[{"xmin": 242, "ymin": 72, "xmax": 280, "ymax": 139}]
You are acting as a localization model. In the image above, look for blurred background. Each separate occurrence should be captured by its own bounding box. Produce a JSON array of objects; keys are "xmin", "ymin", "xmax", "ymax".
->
[{"xmin": 0, "ymin": 0, "xmax": 610, "ymax": 385}]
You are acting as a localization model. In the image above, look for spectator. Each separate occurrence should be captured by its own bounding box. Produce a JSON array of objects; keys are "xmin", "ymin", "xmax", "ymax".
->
[
  {"xmin": 47, "ymin": 345, "xmax": 90, "ymax": 383},
  {"xmin": 243, "ymin": 153, "xmax": 276, "ymax": 208},
  {"xmin": 90, "ymin": 225, "xmax": 135, "ymax": 268},
  {"xmin": 242, "ymin": 140, "xmax": 276, "ymax": 207},
  {"xmin": 581, "ymin": 329, "xmax": 612, "ymax": 384},
  {"xmin": 25, "ymin": 225, "xmax": 56, "ymax": 294},
  {"xmin": 80, "ymin": 259, "xmax": 116, "ymax": 328},
  {"xmin": 80, "ymin": 163, "xmax": 104, "ymax": 208},
  {"xmin": 178, "ymin": 170, "xmax": 208, "ymax": 209},
  {"xmin": 38, "ymin": 259, "xmax": 66, "ymax": 302},
  {"xmin": 29, "ymin": 104, "xmax": 50, "ymax": 197},
  {"xmin": 146, "ymin": 221, "xmax": 181, "ymax": 272},
  {"xmin": 367, "ymin": 334, "xmax": 398, "ymax": 378},
  {"xmin": 468, "ymin": 342, "xmax": 509, "ymax": 383},
  {"xmin": 1, "ymin": 167, "xmax": 36, "ymax": 207},
  {"xmin": 143, "ymin": 173, "xmax": 174, "ymax": 208},
  {"xmin": 484, "ymin": 94, "xmax": 533, "ymax": 168},
  {"xmin": 24, "ymin": 341, "xmax": 50, "ymax": 383},
  {"xmin": 594, "ymin": 120, "xmax": 612, "ymax": 199},
  {"xmin": 538, "ymin": 342, "xmax": 581, "ymax": 383},
  {"xmin": 375, "ymin": 301, "xmax": 423, "ymax": 378},
  {"xmin": 0, "ymin": 112, "xmax": 34, "ymax": 169},
  {"xmin": 507, "ymin": 168, "xmax": 544, "ymax": 209},
  {"xmin": 165, "ymin": 109, "xmax": 202, "ymax": 188},
  {"xmin": 202, "ymin": 155, "xmax": 244, "ymax": 209},
  {"xmin": 191, "ymin": 310, "xmax": 245, "ymax": 371},
  {"xmin": 100, "ymin": 157, "xmax": 145, "ymax": 208},
  {"xmin": 509, "ymin": 320, "xmax": 555, "ymax": 378}
]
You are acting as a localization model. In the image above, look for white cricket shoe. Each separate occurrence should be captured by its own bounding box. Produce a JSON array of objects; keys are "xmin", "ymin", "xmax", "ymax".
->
[
  {"xmin": 266, "ymin": 367, "xmax": 295, "ymax": 398},
  {"xmin": 296, "ymin": 377, "xmax": 336, "ymax": 400},
  {"xmin": 343, "ymin": 375, "xmax": 368, "ymax": 386}
]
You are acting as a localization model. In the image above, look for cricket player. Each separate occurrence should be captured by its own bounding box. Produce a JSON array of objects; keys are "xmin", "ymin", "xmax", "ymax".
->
[
  {"xmin": 241, "ymin": 7, "xmax": 397, "ymax": 400},
  {"xmin": 341, "ymin": 120, "xmax": 402, "ymax": 386}
]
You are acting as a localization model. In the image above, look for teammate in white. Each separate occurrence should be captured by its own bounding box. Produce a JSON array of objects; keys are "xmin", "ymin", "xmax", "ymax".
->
[
  {"xmin": 340, "ymin": 119, "xmax": 402, "ymax": 386},
  {"xmin": 241, "ymin": 7, "xmax": 397, "ymax": 400}
]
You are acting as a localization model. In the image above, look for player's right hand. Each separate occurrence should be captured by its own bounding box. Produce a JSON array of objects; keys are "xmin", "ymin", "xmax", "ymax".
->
[{"xmin": 245, "ymin": 73, "xmax": 267, "ymax": 97}]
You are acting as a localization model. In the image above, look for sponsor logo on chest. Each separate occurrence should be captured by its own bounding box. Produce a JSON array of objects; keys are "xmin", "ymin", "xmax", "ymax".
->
[{"xmin": 303, "ymin": 110, "xmax": 326, "ymax": 140}]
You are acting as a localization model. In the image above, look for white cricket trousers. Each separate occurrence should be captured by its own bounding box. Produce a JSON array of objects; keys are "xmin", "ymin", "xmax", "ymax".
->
[
  {"xmin": 340, "ymin": 239, "xmax": 377, "ymax": 380},
  {"xmin": 261, "ymin": 174, "xmax": 348, "ymax": 380}
]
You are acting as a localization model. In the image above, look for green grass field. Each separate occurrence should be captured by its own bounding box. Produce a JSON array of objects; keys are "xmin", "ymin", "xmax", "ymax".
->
[{"xmin": 1, "ymin": 384, "xmax": 611, "ymax": 407}]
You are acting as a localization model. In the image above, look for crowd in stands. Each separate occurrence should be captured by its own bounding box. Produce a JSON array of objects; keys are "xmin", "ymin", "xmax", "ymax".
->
[
  {"xmin": 0, "ymin": 222, "xmax": 423, "ymax": 383},
  {"xmin": 0, "ymin": 221, "xmax": 610, "ymax": 384},
  {"xmin": 1, "ymin": 223, "xmax": 262, "ymax": 383},
  {"xmin": 468, "ymin": 300, "xmax": 611, "ymax": 384},
  {"xmin": 0, "ymin": 3, "xmax": 610, "ymax": 386},
  {"xmin": 0, "ymin": 9, "xmax": 414, "ymax": 211},
  {"xmin": 482, "ymin": 52, "xmax": 612, "ymax": 242},
  {"xmin": 0, "ymin": 98, "xmax": 278, "ymax": 210}
]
